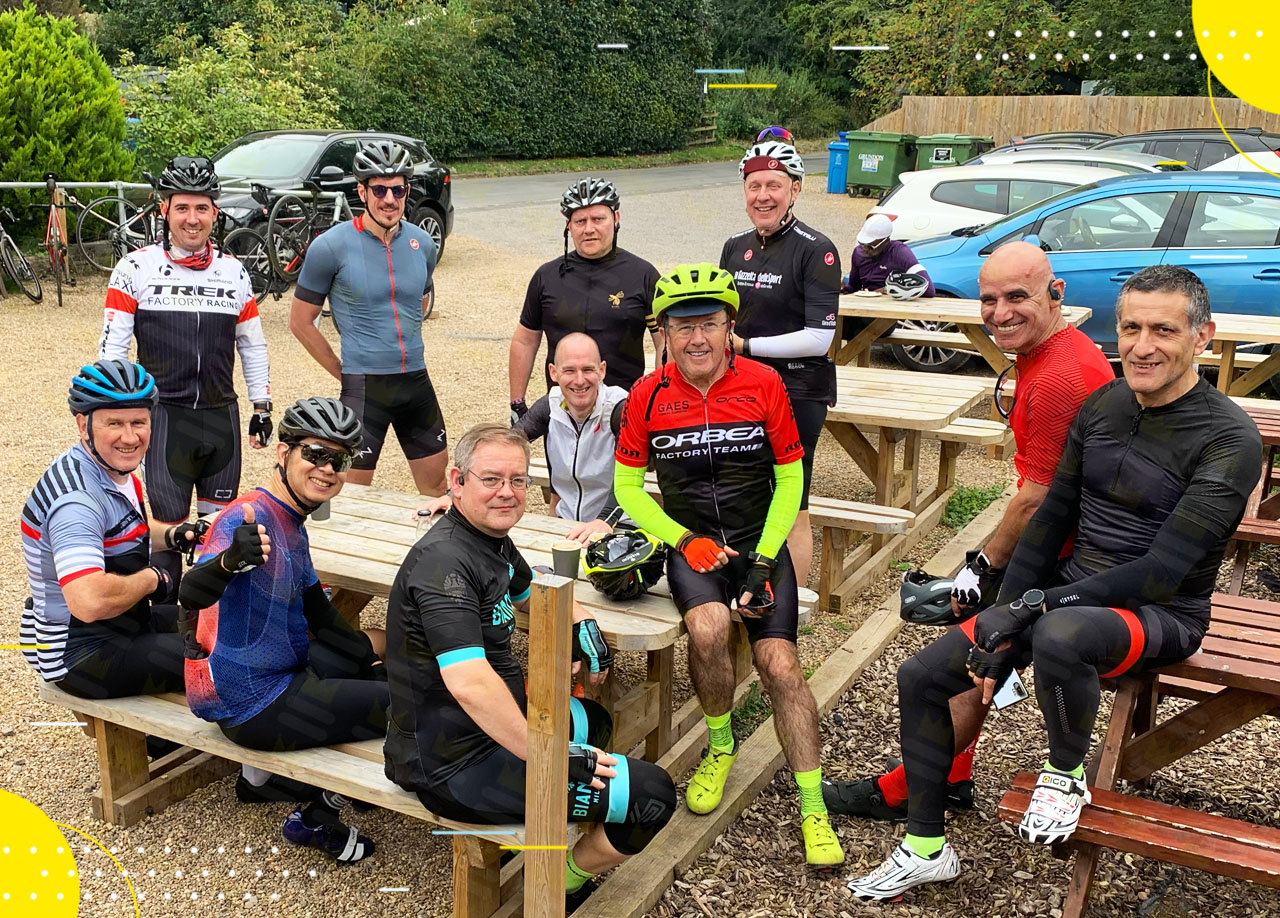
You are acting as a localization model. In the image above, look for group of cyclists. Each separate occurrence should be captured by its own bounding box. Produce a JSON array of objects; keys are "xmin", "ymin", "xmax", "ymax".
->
[{"xmin": 19, "ymin": 125, "xmax": 1264, "ymax": 907}]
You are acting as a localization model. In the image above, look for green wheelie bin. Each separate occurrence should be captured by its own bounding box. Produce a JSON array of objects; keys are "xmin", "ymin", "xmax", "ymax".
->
[
  {"xmin": 914, "ymin": 134, "xmax": 996, "ymax": 169},
  {"xmin": 842, "ymin": 131, "xmax": 918, "ymax": 196}
]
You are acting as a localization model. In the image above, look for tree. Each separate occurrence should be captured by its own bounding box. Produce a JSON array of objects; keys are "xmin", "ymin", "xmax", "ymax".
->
[{"xmin": 0, "ymin": 3, "xmax": 133, "ymax": 208}]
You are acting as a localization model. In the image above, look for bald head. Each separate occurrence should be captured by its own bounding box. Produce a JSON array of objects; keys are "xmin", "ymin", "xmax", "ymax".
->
[
  {"xmin": 553, "ymin": 332, "xmax": 602, "ymax": 365},
  {"xmin": 978, "ymin": 241, "xmax": 1067, "ymax": 355},
  {"xmin": 550, "ymin": 333, "xmax": 606, "ymax": 419}
]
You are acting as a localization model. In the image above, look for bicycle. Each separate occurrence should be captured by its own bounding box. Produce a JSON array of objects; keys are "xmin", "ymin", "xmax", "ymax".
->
[
  {"xmin": 0, "ymin": 207, "xmax": 42, "ymax": 302},
  {"xmin": 266, "ymin": 180, "xmax": 352, "ymax": 282},
  {"xmin": 75, "ymin": 186, "xmax": 159, "ymax": 273},
  {"xmin": 42, "ymin": 173, "xmax": 76, "ymax": 307}
]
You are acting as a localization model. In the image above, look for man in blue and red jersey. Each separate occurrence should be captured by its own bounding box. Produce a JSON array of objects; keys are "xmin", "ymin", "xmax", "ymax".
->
[
  {"xmin": 612, "ymin": 262, "xmax": 844, "ymax": 868},
  {"xmin": 289, "ymin": 140, "xmax": 445, "ymax": 497},
  {"xmin": 824, "ymin": 241, "xmax": 1115, "ymax": 821}
]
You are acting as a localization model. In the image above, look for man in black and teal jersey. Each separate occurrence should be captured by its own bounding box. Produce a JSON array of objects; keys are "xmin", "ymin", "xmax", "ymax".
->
[{"xmin": 613, "ymin": 262, "xmax": 844, "ymax": 868}]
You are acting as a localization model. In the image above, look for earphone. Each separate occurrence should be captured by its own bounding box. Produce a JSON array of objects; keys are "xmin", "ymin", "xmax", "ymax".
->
[{"xmin": 1048, "ymin": 283, "xmax": 1061, "ymax": 301}]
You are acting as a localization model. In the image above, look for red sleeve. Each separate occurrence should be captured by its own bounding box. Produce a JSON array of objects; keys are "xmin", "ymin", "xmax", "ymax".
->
[
  {"xmin": 614, "ymin": 376, "xmax": 653, "ymax": 468},
  {"xmin": 1016, "ymin": 372, "xmax": 1091, "ymax": 487},
  {"xmin": 104, "ymin": 286, "xmax": 138, "ymax": 314},
  {"xmin": 763, "ymin": 370, "xmax": 804, "ymax": 465},
  {"xmin": 237, "ymin": 297, "xmax": 260, "ymax": 322}
]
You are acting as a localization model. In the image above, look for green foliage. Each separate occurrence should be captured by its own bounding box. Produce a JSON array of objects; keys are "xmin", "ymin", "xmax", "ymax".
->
[
  {"xmin": 329, "ymin": 0, "xmax": 712, "ymax": 159},
  {"xmin": 1062, "ymin": 0, "xmax": 1208, "ymax": 97},
  {"xmin": 942, "ymin": 483, "xmax": 1006, "ymax": 530},
  {"xmin": 731, "ymin": 681, "xmax": 772, "ymax": 735},
  {"xmin": 117, "ymin": 22, "xmax": 340, "ymax": 173},
  {"xmin": 0, "ymin": 4, "xmax": 133, "ymax": 208},
  {"xmin": 712, "ymin": 65, "xmax": 848, "ymax": 142}
]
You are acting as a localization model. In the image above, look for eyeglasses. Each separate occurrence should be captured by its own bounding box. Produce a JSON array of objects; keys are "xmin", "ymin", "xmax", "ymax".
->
[
  {"xmin": 462, "ymin": 472, "xmax": 534, "ymax": 491},
  {"xmin": 296, "ymin": 443, "xmax": 356, "ymax": 472},
  {"xmin": 667, "ymin": 320, "xmax": 727, "ymax": 340},
  {"xmin": 367, "ymin": 184, "xmax": 408, "ymax": 200},
  {"xmin": 993, "ymin": 365, "xmax": 1017, "ymax": 420},
  {"xmin": 756, "ymin": 126, "xmax": 793, "ymax": 143}
]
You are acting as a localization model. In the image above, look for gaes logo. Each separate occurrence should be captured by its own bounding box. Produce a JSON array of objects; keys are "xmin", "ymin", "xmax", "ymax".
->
[{"xmin": 608, "ymin": 290, "xmax": 624, "ymax": 307}]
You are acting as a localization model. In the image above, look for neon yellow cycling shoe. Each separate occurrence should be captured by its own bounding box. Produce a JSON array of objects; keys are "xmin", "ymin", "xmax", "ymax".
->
[
  {"xmin": 801, "ymin": 813, "xmax": 845, "ymax": 867},
  {"xmin": 686, "ymin": 744, "xmax": 737, "ymax": 815}
]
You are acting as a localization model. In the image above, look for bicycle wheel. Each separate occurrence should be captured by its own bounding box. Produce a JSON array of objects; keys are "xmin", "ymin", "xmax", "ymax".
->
[
  {"xmin": 223, "ymin": 228, "xmax": 273, "ymax": 302},
  {"xmin": 267, "ymin": 194, "xmax": 312, "ymax": 282},
  {"xmin": 0, "ymin": 233, "xmax": 42, "ymax": 302},
  {"xmin": 77, "ymin": 196, "xmax": 155, "ymax": 272}
]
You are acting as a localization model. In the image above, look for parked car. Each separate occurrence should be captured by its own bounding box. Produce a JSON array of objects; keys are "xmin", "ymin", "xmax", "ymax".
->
[
  {"xmin": 1205, "ymin": 150, "xmax": 1280, "ymax": 173},
  {"xmin": 869, "ymin": 163, "xmax": 1126, "ymax": 241},
  {"xmin": 1090, "ymin": 128, "xmax": 1280, "ymax": 170},
  {"xmin": 212, "ymin": 130, "xmax": 454, "ymax": 257},
  {"xmin": 900, "ymin": 171, "xmax": 1280, "ymax": 383},
  {"xmin": 962, "ymin": 149, "xmax": 1191, "ymax": 174},
  {"xmin": 984, "ymin": 131, "xmax": 1115, "ymax": 154}
]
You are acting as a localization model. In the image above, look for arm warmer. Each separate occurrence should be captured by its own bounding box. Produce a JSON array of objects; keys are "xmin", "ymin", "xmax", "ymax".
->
[
  {"xmin": 178, "ymin": 555, "xmax": 237, "ymax": 611},
  {"xmin": 613, "ymin": 462, "xmax": 687, "ymax": 547},
  {"xmin": 757, "ymin": 462, "xmax": 804, "ymax": 558},
  {"xmin": 747, "ymin": 326, "xmax": 835, "ymax": 360},
  {"xmin": 514, "ymin": 395, "xmax": 551, "ymax": 442}
]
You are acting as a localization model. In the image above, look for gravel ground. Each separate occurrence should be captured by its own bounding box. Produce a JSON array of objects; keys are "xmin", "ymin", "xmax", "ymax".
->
[{"xmin": 2, "ymin": 175, "xmax": 1277, "ymax": 917}]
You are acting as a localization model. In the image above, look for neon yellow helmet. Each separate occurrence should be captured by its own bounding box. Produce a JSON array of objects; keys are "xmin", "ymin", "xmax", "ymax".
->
[{"xmin": 652, "ymin": 262, "xmax": 739, "ymax": 322}]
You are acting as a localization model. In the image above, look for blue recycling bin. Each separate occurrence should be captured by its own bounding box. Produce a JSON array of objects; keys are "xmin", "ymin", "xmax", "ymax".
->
[{"xmin": 826, "ymin": 141, "xmax": 850, "ymax": 194}]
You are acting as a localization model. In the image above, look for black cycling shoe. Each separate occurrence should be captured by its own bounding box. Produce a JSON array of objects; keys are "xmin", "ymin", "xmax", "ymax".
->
[
  {"xmin": 566, "ymin": 880, "xmax": 597, "ymax": 913},
  {"xmin": 883, "ymin": 757, "xmax": 977, "ymax": 812},
  {"xmin": 821, "ymin": 777, "xmax": 908, "ymax": 823}
]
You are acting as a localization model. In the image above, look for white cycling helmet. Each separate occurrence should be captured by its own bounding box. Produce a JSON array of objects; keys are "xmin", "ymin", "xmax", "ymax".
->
[
  {"xmin": 885, "ymin": 272, "xmax": 929, "ymax": 300},
  {"xmin": 739, "ymin": 142, "xmax": 805, "ymax": 182}
]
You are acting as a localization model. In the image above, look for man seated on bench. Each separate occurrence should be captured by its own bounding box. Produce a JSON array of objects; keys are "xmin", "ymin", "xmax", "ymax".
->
[
  {"xmin": 847, "ymin": 265, "xmax": 1262, "ymax": 901},
  {"xmin": 180, "ymin": 397, "xmax": 389, "ymax": 865},
  {"xmin": 824, "ymin": 241, "xmax": 1113, "ymax": 821},
  {"xmin": 21, "ymin": 359, "xmax": 197, "ymax": 704},
  {"xmin": 384, "ymin": 423, "xmax": 676, "ymax": 908},
  {"xmin": 414, "ymin": 332, "xmax": 630, "ymax": 544}
]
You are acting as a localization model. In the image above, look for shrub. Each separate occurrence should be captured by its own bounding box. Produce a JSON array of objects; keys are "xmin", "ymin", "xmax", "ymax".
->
[
  {"xmin": 0, "ymin": 3, "xmax": 133, "ymax": 209},
  {"xmin": 712, "ymin": 65, "xmax": 848, "ymax": 143}
]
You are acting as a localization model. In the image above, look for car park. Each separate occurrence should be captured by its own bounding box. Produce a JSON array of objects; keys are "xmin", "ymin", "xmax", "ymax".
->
[
  {"xmin": 984, "ymin": 131, "xmax": 1115, "ymax": 154},
  {"xmin": 1205, "ymin": 150, "xmax": 1280, "ymax": 174},
  {"xmin": 962, "ymin": 149, "xmax": 1191, "ymax": 174},
  {"xmin": 1090, "ymin": 127, "xmax": 1280, "ymax": 170},
  {"xmin": 212, "ymin": 130, "xmax": 454, "ymax": 257},
  {"xmin": 901, "ymin": 171, "xmax": 1280, "ymax": 378},
  {"xmin": 869, "ymin": 162, "xmax": 1126, "ymax": 241}
]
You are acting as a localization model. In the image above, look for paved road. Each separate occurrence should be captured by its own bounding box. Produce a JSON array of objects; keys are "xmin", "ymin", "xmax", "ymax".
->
[{"xmin": 451, "ymin": 161, "xmax": 742, "ymax": 211}]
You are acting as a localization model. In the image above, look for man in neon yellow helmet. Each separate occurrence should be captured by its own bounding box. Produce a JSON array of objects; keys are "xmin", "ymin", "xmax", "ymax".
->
[{"xmin": 612, "ymin": 262, "xmax": 844, "ymax": 867}]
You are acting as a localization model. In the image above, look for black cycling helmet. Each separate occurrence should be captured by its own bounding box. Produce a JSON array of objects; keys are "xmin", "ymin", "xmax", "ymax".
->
[
  {"xmin": 155, "ymin": 156, "xmax": 221, "ymax": 200},
  {"xmin": 885, "ymin": 272, "xmax": 929, "ymax": 300},
  {"xmin": 559, "ymin": 177, "xmax": 621, "ymax": 218},
  {"xmin": 68, "ymin": 359, "xmax": 158, "ymax": 415},
  {"xmin": 278, "ymin": 397, "xmax": 363, "ymax": 450},
  {"xmin": 583, "ymin": 529, "xmax": 666, "ymax": 601},
  {"xmin": 899, "ymin": 569, "xmax": 963, "ymax": 626},
  {"xmin": 352, "ymin": 140, "xmax": 414, "ymax": 183}
]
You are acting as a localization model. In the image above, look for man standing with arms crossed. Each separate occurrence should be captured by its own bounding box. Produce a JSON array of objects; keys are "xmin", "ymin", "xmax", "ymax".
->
[
  {"xmin": 613, "ymin": 262, "xmax": 844, "ymax": 867},
  {"xmin": 824, "ymin": 240, "xmax": 1114, "ymax": 821},
  {"xmin": 290, "ymin": 140, "xmax": 445, "ymax": 497}
]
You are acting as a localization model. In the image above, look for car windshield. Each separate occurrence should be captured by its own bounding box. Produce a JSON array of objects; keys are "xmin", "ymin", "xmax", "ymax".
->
[
  {"xmin": 968, "ymin": 182, "xmax": 1099, "ymax": 237},
  {"xmin": 213, "ymin": 135, "xmax": 325, "ymax": 180}
]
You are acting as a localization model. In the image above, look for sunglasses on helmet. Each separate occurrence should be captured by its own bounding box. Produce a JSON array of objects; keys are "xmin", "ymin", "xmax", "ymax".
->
[
  {"xmin": 755, "ymin": 126, "xmax": 793, "ymax": 143},
  {"xmin": 295, "ymin": 442, "xmax": 356, "ymax": 472},
  {"xmin": 367, "ymin": 184, "xmax": 408, "ymax": 200}
]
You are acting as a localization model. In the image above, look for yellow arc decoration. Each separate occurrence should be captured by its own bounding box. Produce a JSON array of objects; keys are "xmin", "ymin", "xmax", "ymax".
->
[
  {"xmin": 1193, "ymin": 0, "xmax": 1278, "ymax": 114},
  {"xmin": 0, "ymin": 790, "xmax": 79, "ymax": 916}
]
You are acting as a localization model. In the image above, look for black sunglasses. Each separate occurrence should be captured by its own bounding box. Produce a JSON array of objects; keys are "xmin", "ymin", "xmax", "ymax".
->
[
  {"xmin": 295, "ymin": 443, "xmax": 355, "ymax": 472},
  {"xmin": 993, "ymin": 365, "xmax": 1017, "ymax": 420},
  {"xmin": 367, "ymin": 184, "xmax": 408, "ymax": 200}
]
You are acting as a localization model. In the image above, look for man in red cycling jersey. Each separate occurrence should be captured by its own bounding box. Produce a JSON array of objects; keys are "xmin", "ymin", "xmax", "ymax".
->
[
  {"xmin": 824, "ymin": 240, "xmax": 1114, "ymax": 821},
  {"xmin": 613, "ymin": 262, "xmax": 843, "ymax": 868}
]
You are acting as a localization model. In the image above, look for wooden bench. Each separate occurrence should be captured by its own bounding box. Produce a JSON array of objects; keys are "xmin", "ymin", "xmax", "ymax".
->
[
  {"xmin": 42, "ymin": 577, "xmax": 588, "ymax": 918},
  {"xmin": 857, "ymin": 417, "xmax": 1010, "ymax": 447},
  {"xmin": 881, "ymin": 328, "xmax": 976, "ymax": 350},
  {"xmin": 525, "ymin": 457, "xmax": 914, "ymax": 612}
]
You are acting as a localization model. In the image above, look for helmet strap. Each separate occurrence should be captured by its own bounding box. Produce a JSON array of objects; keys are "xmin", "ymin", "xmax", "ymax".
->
[
  {"xmin": 559, "ymin": 225, "xmax": 573, "ymax": 277},
  {"xmin": 276, "ymin": 451, "xmax": 321, "ymax": 515},
  {"xmin": 82, "ymin": 410, "xmax": 133, "ymax": 477}
]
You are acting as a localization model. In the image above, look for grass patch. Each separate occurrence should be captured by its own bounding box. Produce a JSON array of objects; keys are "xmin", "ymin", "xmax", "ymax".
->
[
  {"xmin": 832, "ymin": 621, "xmax": 851, "ymax": 633},
  {"xmin": 450, "ymin": 143, "xmax": 745, "ymax": 178},
  {"xmin": 731, "ymin": 681, "xmax": 772, "ymax": 737},
  {"xmin": 942, "ymin": 483, "xmax": 1006, "ymax": 530},
  {"xmin": 798, "ymin": 624, "xmax": 815, "ymax": 636}
]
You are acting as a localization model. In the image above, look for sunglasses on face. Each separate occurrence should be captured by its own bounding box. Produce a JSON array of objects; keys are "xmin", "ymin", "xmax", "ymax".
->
[
  {"xmin": 296, "ymin": 443, "xmax": 355, "ymax": 472},
  {"xmin": 367, "ymin": 184, "xmax": 408, "ymax": 200}
]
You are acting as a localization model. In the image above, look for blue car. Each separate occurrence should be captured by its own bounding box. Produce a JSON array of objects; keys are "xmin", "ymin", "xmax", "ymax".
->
[{"xmin": 903, "ymin": 171, "xmax": 1280, "ymax": 369}]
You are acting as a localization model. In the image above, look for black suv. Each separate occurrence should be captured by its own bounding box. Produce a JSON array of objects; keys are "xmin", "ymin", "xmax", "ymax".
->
[
  {"xmin": 211, "ymin": 130, "xmax": 454, "ymax": 257},
  {"xmin": 1091, "ymin": 127, "xmax": 1280, "ymax": 170}
]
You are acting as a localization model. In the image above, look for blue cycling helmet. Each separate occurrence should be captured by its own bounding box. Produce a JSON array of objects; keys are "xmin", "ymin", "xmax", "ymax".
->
[{"xmin": 68, "ymin": 359, "xmax": 158, "ymax": 415}]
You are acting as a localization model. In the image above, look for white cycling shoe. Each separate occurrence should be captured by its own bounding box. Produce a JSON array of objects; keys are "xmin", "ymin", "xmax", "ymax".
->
[
  {"xmin": 846, "ymin": 841, "xmax": 960, "ymax": 901},
  {"xmin": 1018, "ymin": 768, "xmax": 1091, "ymax": 845}
]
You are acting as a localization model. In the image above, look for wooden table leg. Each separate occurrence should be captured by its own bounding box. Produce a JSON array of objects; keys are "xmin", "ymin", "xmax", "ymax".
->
[
  {"xmin": 901, "ymin": 430, "xmax": 922, "ymax": 511},
  {"xmin": 328, "ymin": 589, "xmax": 373, "ymax": 630},
  {"xmin": 1217, "ymin": 340, "xmax": 1238, "ymax": 394},
  {"xmin": 92, "ymin": 718, "xmax": 151, "ymax": 825},
  {"xmin": 453, "ymin": 836, "xmax": 501, "ymax": 918},
  {"xmin": 833, "ymin": 318, "xmax": 896, "ymax": 366},
  {"xmin": 1228, "ymin": 347, "xmax": 1280, "ymax": 397},
  {"xmin": 818, "ymin": 525, "xmax": 849, "ymax": 613},
  {"xmin": 963, "ymin": 325, "xmax": 1012, "ymax": 375},
  {"xmin": 644, "ymin": 646, "xmax": 674, "ymax": 762}
]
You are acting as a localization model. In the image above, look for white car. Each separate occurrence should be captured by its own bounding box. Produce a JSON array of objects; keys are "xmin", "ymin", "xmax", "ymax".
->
[
  {"xmin": 1205, "ymin": 151, "xmax": 1280, "ymax": 173},
  {"xmin": 869, "ymin": 163, "xmax": 1126, "ymax": 241},
  {"xmin": 963, "ymin": 149, "xmax": 1192, "ymax": 174}
]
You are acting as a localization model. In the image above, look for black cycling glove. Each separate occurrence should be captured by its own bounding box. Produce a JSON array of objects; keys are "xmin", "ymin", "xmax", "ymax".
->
[
  {"xmin": 572, "ymin": 620, "xmax": 614, "ymax": 674},
  {"xmin": 568, "ymin": 743, "xmax": 600, "ymax": 786},
  {"xmin": 165, "ymin": 518, "xmax": 211, "ymax": 564},
  {"xmin": 249, "ymin": 403, "xmax": 273, "ymax": 448},
  {"xmin": 220, "ymin": 522, "xmax": 268, "ymax": 573},
  {"xmin": 971, "ymin": 589, "xmax": 1047, "ymax": 652},
  {"xmin": 738, "ymin": 552, "xmax": 776, "ymax": 616},
  {"xmin": 147, "ymin": 565, "xmax": 174, "ymax": 602},
  {"xmin": 510, "ymin": 399, "xmax": 528, "ymax": 426}
]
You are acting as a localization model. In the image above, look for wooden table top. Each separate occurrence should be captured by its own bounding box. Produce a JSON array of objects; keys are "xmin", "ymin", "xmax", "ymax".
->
[
  {"xmin": 837, "ymin": 292, "xmax": 1092, "ymax": 328},
  {"xmin": 830, "ymin": 365, "xmax": 990, "ymax": 429},
  {"xmin": 1234, "ymin": 398, "xmax": 1280, "ymax": 447},
  {"xmin": 1211, "ymin": 313, "xmax": 1280, "ymax": 347},
  {"xmin": 1158, "ymin": 593, "xmax": 1280, "ymax": 695}
]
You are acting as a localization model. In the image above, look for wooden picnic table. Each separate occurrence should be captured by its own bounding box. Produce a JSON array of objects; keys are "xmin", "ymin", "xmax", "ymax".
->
[
  {"xmin": 1205, "ymin": 313, "xmax": 1280, "ymax": 397},
  {"xmin": 308, "ymin": 483, "xmax": 815, "ymax": 769},
  {"xmin": 830, "ymin": 292, "xmax": 1093, "ymax": 373}
]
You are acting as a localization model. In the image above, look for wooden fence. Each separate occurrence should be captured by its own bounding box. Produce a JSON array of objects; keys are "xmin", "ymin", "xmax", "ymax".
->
[{"xmin": 860, "ymin": 95, "xmax": 1280, "ymax": 145}]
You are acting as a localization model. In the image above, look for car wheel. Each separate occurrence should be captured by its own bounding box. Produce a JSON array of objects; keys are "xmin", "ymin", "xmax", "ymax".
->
[
  {"xmin": 889, "ymin": 319, "xmax": 974, "ymax": 373},
  {"xmin": 412, "ymin": 206, "xmax": 445, "ymax": 260}
]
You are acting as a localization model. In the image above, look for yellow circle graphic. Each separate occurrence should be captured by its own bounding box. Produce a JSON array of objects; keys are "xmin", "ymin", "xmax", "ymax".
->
[
  {"xmin": 1193, "ymin": 1, "xmax": 1279, "ymax": 114},
  {"xmin": 0, "ymin": 789, "xmax": 80, "ymax": 916}
]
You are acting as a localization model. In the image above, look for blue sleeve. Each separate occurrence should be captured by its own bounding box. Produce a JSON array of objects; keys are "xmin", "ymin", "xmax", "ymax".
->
[
  {"xmin": 294, "ymin": 230, "xmax": 339, "ymax": 305},
  {"xmin": 406, "ymin": 547, "xmax": 486, "ymax": 665}
]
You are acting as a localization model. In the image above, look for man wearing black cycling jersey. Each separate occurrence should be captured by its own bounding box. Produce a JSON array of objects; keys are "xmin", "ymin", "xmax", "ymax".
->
[
  {"xmin": 848, "ymin": 265, "xmax": 1262, "ymax": 901},
  {"xmin": 614, "ymin": 263, "xmax": 844, "ymax": 868},
  {"xmin": 508, "ymin": 178, "xmax": 662, "ymax": 420},
  {"xmin": 101, "ymin": 157, "xmax": 272, "ymax": 590},
  {"xmin": 720, "ymin": 142, "xmax": 841, "ymax": 587}
]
